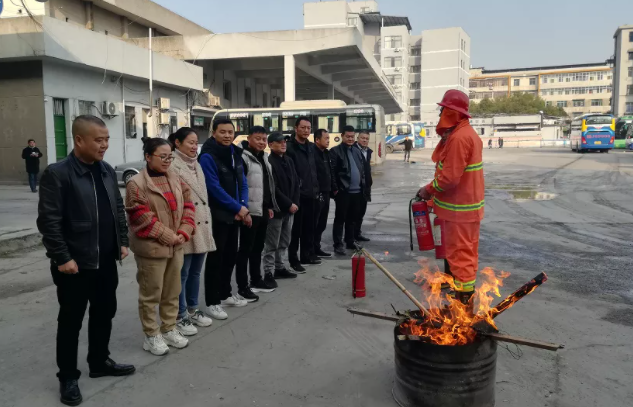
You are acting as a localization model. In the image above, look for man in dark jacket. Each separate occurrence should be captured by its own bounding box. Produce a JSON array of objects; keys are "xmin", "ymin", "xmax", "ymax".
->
[
  {"xmin": 37, "ymin": 115, "xmax": 135, "ymax": 406},
  {"xmin": 402, "ymin": 136, "xmax": 413, "ymax": 162},
  {"xmin": 264, "ymin": 132, "xmax": 301, "ymax": 280},
  {"xmin": 285, "ymin": 116, "xmax": 321, "ymax": 271},
  {"xmin": 199, "ymin": 118, "xmax": 250, "ymax": 321},
  {"xmin": 355, "ymin": 131, "xmax": 373, "ymax": 242},
  {"xmin": 330, "ymin": 126, "xmax": 366, "ymax": 255},
  {"xmin": 312, "ymin": 129, "xmax": 338, "ymax": 258},
  {"xmin": 22, "ymin": 139, "xmax": 43, "ymax": 192}
]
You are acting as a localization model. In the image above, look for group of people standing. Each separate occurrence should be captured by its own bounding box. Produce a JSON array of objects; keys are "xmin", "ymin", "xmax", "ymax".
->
[
  {"xmin": 487, "ymin": 136, "xmax": 504, "ymax": 149},
  {"xmin": 36, "ymin": 114, "xmax": 372, "ymax": 406}
]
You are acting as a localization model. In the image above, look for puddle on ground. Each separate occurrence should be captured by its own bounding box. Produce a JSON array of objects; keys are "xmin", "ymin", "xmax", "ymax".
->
[{"xmin": 486, "ymin": 184, "xmax": 556, "ymax": 201}]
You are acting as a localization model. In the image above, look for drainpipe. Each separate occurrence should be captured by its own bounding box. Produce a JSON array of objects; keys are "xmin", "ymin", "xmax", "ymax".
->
[
  {"xmin": 122, "ymin": 77, "xmax": 127, "ymax": 162},
  {"xmin": 148, "ymin": 28, "xmax": 153, "ymax": 118}
]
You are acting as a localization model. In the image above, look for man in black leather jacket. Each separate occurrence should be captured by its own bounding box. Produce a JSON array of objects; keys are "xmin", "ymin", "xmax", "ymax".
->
[
  {"xmin": 37, "ymin": 115, "xmax": 134, "ymax": 406},
  {"xmin": 355, "ymin": 132, "xmax": 373, "ymax": 242}
]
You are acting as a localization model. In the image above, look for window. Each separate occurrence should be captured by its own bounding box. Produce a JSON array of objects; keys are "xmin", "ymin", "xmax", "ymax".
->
[
  {"xmin": 410, "ymin": 47, "xmax": 421, "ymax": 56},
  {"xmin": 629, "ymin": 67, "xmax": 633, "ymax": 78},
  {"xmin": 223, "ymin": 81, "xmax": 232, "ymax": 101},
  {"xmin": 629, "ymin": 52, "xmax": 633, "ymax": 61},
  {"xmin": 546, "ymin": 101, "xmax": 552, "ymax": 107},
  {"xmin": 529, "ymin": 78, "xmax": 536, "ymax": 86},
  {"xmin": 347, "ymin": 17, "xmax": 358, "ymax": 27},
  {"xmin": 384, "ymin": 36, "xmax": 402, "ymax": 49},
  {"xmin": 78, "ymin": 100, "xmax": 93, "ymax": 116},
  {"xmin": 591, "ymin": 99, "xmax": 603, "ymax": 107},
  {"xmin": 410, "ymin": 82, "xmax": 421, "ymax": 90},
  {"xmin": 598, "ymin": 73, "xmax": 604, "ymax": 80},
  {"xmin": 627, "ymin": 102, "xmax": 633, "ymax": 114},
  {"xmin": 557, "ymin": 101, "xmax": 567, "ymax": 108},
  {"xmin": 410, "ymin": 99, "xmax": 421, "ymax": 106},
  {"xmin": 385, "ymin": 56, "xmax": 403, "ymax": 68},
  {"xmin": 572, "ymin": 99, "xmax": 585, "ymax": 107},
  {"xmin": 244, "ymin": 87, "xmax": 251, "ymax": 106},
  {"xmin": 410, "ymin": 65, "xmax": 421, "ymax": 73},
  {"xmin": 479, "ymin": 128, "xmax": 485, "ymax": 136},
  {"xmin": 514, "ymin": 79, "xmax": 520, "ymax": 86},
  {"xmin": 628, "ymin": 85, "xmax": 633, "ymax": 95},
  {"xmin": 125, "ymin": 106, "xmax": 136, "ymax": 139},
  {"xmin": 629, "ymin": 32, "xmax": 633, "ymax": 42},
  {"xmin": 542, "ymin": 76, "xmax": 548, "ymax": 84},
  {"xmin": 360, "ymin": 6, "xmax": 370, "ymax": 13},
  {"xmin": 410, "ymin": 115, "xmax": 421, "ymax": 121},
  {"xmin": 386, "ymin": 74, "xmax": 402, "ymax": 85}
]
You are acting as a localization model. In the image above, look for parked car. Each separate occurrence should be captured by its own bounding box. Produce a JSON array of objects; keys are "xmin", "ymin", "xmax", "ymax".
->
[
  {"xmin": 626, "ymin": 135, "xmax": 633, "ymax": 150},
  {"xmin": 115, "ymin": 144, "xmax": 202, "ymax": 185}
]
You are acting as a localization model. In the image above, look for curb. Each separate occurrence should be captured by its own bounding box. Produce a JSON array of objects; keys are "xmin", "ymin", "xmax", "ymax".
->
[{"xmin": 0, "ymin": 232, "xmax": 43, "ymax": 255}]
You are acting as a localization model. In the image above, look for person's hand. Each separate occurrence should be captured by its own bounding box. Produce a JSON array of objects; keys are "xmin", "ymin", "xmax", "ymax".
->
[
  {"xmin": 171, "ymin": 234, "xmax": 182, "ymax": 246},
  {"xmin": 243, "ymin": 214, "xmax": 253, "ymax": 227},
  {"xmin": 120, "ymin": 247, "xmax": 129, "ymax": 260},
  {"xmin": 235, "ymin": 214, "xmax": 243, "ymax": 221},
  {"xmin": 176, "ymin": 234, "xmax": 186, "ymax": 245},
  {"xmin": 289, "ymin": 204, "xmax": 299, "ymax": 214},
  {"xmin": 238, "ymin": 206, "xmax": 249, "ymax": 219},
  {"xmin": 268, "ymin": 209, "xmax": 274, "ymax": 219},
  {"xmin": 417, "ymin": 187, "xmax": 432, "ymax": 201},
  {"xmin": 58, "ymin": 260, "xmax": 79, "ymax": 274}
]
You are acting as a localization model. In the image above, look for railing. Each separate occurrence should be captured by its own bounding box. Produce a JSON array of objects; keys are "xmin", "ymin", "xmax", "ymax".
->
[{"xmin": 422, "ymin": 138, "xmax": 570, "ymax": 149}]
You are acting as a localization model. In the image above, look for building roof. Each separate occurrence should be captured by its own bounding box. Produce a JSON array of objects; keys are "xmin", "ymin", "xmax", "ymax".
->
[
  {"xmin": 614, "ymin": 25, "xmax": 633, "ymax": 38},
  {"xmin": 359, "ymin": 12, "xmax": 412, "ymax": 31},
  {"xmin": 476, "ymin": 62, "xmax": 610, "ymax": 75}
]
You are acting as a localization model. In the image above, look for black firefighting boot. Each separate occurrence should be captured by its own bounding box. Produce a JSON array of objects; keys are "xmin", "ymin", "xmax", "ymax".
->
[
  {"xmin": 455, "ymin": 290, "xmax": 475, "ymax": 316},
  {"xmin": 441, "ymin": 259, "xmax": 455, "ymax": 297}
]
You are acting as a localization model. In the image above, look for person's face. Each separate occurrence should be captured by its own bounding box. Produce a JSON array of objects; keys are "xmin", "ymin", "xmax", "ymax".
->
[
  {"xmin": 269, "ymin": 140, "xmax": 287, "ymax": 155},
  {"xmin": 343, "ymin": 131, "xmax": 356, "ymax": 146},
  {"xmin": 358, "ymin": 133, "xmax": 370, "ymax": 148},
  {"xmin": 248, "ymin": 133, "xmax": 268, "ymax": 152},
  {"xmin": 28, "ymin": 141, "xmax": 35, "ymax": 148},
  {"xmin": 74, "ymin": 124, "xmax": 109, "ymax": 162},
  {"xmin": 213, "ymin": 123, "xmax": 235, "ymax": 146},
  {"xmin": 175, "ymin": 132, "xmax": 198, "ymax": 158},
  {"xmin": 315, "ymin": 132, "xmax": 330, "ymax": 149},
  {"xmin": 145, "ymin": 144, "xmax": 173, "ymax": 173},
  {"xmin": 295, "ymin": 120, "xmax": 312, "ymax": 140}
]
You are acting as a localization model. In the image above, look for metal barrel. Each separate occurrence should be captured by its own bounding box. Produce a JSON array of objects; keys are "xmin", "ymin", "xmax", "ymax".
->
[{"xmin": 393, "ymin": 326, "xmax": 497, "ymax": 407}]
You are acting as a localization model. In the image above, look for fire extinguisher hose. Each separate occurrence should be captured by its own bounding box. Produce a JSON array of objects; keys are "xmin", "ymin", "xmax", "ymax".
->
[{"xmin": 408, "ymin": 198, "xmax": 416, "ymax": 251}]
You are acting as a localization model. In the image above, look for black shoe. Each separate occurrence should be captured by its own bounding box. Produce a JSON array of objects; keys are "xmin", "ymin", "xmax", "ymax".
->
[
  {"xmin": 334, "ymin": 246, "xmax": 347, "ymax": 256},
  {"xmin": 275, "ymin": 268, "xmax": 298, "ymax": 279},
  {"xmin": 315, "ymin": 248, "xmax": 332, "ymax": 258},
  {"xmin": 300, "ymin": 257, "xmax": 322, "ymax": 265},
  {"xmin": 60, "ymin": 379, "xmax": 82, "ymax": 406},
  {"xmin": 89, "ymin": 358, "xmax": 136, "ymax": 378},
  {"xmin": 251, "ymin": 278, "xmax": 276, "ymax": 293},
  {"xmin": 290, "ymin": 262, "xmax": 307, "ymax": 273},
  {"xmin": 346, "ymin": 243, "xmax": 359, "ymax": 250},
  {"xmin": 356, "ymin": 234, "xmax": 371, "ymax": 242},
  {"xmin": 264, "ymin": 272, "xmax": 279, "ymax": 288},
  {"xmin": 238, "ymin": 287, "xmax": 260, "ymax": 303}
]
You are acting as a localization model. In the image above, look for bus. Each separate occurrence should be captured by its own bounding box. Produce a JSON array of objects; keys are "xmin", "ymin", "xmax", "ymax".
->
[
  {"xmin": 570, "ymin": 114, "xmax": 615, "ymax": 153},
  {"xmin": 615, "ymin": 116, "xmax": 633, "ymax": 149},
  {"xmin": 386, "ymin": 122, "xmax": 425, "ymax": 149},
  {"xmin": 212, "ymin": 100, "xmax": 387, "ymax": 164}
]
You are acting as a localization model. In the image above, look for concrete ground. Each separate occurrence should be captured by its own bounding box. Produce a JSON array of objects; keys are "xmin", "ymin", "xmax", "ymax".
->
[{"xmin": 1, "ymin": 147, "xmax": 632, "ymax": 407}]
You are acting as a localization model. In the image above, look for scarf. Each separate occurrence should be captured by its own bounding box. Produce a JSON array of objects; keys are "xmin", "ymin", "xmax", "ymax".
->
[{"xmin": 175, "ymin": 149, "xmax": 197, "ymax": 172}]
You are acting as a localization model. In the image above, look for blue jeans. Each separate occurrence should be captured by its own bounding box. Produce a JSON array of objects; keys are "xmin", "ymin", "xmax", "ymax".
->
[
  {"xmin": 28, "ymin": 173, "xmax": 38, "ymax": 192},
  {"xmin": 178, "ymin": 253, "xmax": 206, "ymax": 318}
]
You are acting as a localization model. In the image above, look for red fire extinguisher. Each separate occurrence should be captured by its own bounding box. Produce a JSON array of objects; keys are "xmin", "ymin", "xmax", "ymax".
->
[
  {"xmin": 433, "ymin": 217, "xmax": 446, "ymax": 259},
  {"xmin": 352, "ymin": 254, "xmax": 366, "ymax": 298},
  {"xmin": 410, "ymin": 199, "xmax": 435, "ymax": 251}
]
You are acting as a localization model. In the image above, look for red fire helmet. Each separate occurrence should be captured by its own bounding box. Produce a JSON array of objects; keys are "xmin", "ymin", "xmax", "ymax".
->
[{"xmin": 437, "ymin": 89, "xmax": 471, "ymax": 118}]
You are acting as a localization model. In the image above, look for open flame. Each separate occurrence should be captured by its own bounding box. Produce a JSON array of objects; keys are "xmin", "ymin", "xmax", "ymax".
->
[{"xmin": 400, "ymin": 260, "xmax": 510, "ymax": 346}]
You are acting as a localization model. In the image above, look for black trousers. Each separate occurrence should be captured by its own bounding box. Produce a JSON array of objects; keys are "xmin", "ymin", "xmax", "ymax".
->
[
  {"xmin": 333, "ymin": 192, "xmax": 362, "ymax": 247},
  {"xmin": 314, "ymin": 192, "xmax": 330, "ymax": 251},
  {"xmin": 236, "ymin": 215, "xmax": 268, "ymax": 288},
  {"xmin": 355, "ymin": 195, "xmax": 368, "ymax": 238},
  {"xmin": 51, "ymin": 259, "xmax": 118, "ymax": 380},
  {"xmin": 205, "ymin": 220, "xmax": 239, "ymax": 306},
  {"xmin": 289, "ymin": 196, "xmax": 318, "ymax": 263}
]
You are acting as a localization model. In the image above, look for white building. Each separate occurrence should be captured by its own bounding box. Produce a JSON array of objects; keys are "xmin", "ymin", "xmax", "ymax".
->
[
  {"xmin": 303, "ymin": 0, "xmax": 470, "ymax": 126},
  {"xmin": 612, "ymin": 25, "xmax": 633, "ymax": 117}
]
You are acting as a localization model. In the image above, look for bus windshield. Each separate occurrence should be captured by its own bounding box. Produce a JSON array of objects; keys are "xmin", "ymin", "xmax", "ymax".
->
[
  {"xmin": 397, "ymin": 124, "xmax": 411, "ymax": 135},
  {"xmin": 346, "ymin": 108, "xmax": 376, "ymax": 132},
  {"xmin": 585, "ymin": 116, "xmax": 612, "ymax": 125}
]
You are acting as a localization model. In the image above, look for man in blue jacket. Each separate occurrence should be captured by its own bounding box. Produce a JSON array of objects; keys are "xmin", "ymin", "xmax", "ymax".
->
[{"xmin": 199, "ymin": 118, "xmax": 249, "ymax": 321}]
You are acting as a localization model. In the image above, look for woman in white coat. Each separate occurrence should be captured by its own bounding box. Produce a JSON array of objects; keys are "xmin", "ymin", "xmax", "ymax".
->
[{"xmin": 169, "ymin": 128, "xmax": 216, "ymax": 335}]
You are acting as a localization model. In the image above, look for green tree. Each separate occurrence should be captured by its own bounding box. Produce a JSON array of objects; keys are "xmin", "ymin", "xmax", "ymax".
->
[{"xmin": 469, "ymin": 93, "xmax": 567, "ymax": 117}]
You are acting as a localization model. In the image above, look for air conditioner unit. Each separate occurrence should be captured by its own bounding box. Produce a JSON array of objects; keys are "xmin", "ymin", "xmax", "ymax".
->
[
  {"xmin": 102, "ymin": 101, "xmax": 119, "ymax": 116},
  {"xmin": 394, "ymin": 48, "xmax": 401, "ymax": 53},
  {"xmin": 158, "ymin": 98, "xmax": 170, "ymax": 110},
  {"xmin": 394, "ymin": 67, "xmax": 401, "ymax": 72},
  {"xmin": 159, "ymin": 113, "xmax": 171, "ymax": 125}
]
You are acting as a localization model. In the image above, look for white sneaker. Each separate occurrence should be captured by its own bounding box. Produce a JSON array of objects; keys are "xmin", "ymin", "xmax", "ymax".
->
[
  {"xmin": 221, "ymin": 295, "xmax": 248, "ymax": 308},
  {"xmin": 163, "ymin": 329, "xmax": 189, "ymax": 349},
  {"xmin": 190, "ymin": 309, "xmax": 213, "ymax": 327},
  {"xmin": 143, "ymin": 334, "xmax": 169, "ymax": 356},
  {"xmin": 176, "ymin": 316, "xmax": 198, "ymax": 336},
  {"xmin": 206, "ymin": 304, "xmax": 228, "ymax": 320}
]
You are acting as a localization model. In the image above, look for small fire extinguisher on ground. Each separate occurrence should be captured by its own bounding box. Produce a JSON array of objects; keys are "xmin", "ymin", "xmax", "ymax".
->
[
  {"xmin": 352, "ymin": 253, "xmax": 366, "ymax": 298},
  {"xmin": 409, "ymin": 198, "xmax": 435, "ymax": 251}
]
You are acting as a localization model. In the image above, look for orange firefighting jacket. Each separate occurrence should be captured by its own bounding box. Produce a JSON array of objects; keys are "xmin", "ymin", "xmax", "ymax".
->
[{"xmin": 425, "ymin": 120, "xmax": 484, "ymax": 223}]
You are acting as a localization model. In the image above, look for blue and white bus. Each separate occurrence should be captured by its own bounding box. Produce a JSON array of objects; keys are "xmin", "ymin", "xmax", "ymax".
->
[
  {"xmin": 386, "ymin": 122, "xmax": 425, "ymax": 148},
  {"xmin": 570, "ymin": 114, "xmax": 615, "ymax": 153}
]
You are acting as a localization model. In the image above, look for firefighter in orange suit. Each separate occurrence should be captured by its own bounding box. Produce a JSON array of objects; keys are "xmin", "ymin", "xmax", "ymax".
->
[{"xmin": 417, "ymin": 90, "xmax": 484, "ymax": 306}]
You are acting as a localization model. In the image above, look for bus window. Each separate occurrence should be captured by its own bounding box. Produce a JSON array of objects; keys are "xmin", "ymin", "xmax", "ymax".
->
[
  {"xmin": 386, "ymin": 125, "xmax": 394, "ymax": 136},
  {"xmin": 229, "ymin": 112, "xmax": 250, "ymax": 135},
  {"xmin": 316, "ymin": 114, "xmax": 340, "ymax": 133},
  {"xmin": 346, "ymin": 108, "xmax": 376, "ymax": 132},
  {"xmin": 253, "ymin": 112, "xmax": 280, "ymax": 133},
  {"xmin": 397, "ymin": 124, "xmax": 411, "ymax": 135},
  {"xmin": 585, "ymin": 116, "xmax": 612, "ymax": 126},
  {"xmin": 282, "ymin": 111, "xmax": 312, "ymax": 134}
]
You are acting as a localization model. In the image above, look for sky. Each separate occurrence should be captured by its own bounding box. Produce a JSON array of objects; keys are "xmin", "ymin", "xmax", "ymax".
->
[{"xmin": 153, "ymin": 0, "xmax": 633, "ymax": 70}]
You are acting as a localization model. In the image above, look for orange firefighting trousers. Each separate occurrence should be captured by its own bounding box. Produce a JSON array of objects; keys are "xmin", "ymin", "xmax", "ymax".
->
[{"xmin": 445, "ymin": 220, "xmax": 480, "ymax": 292}]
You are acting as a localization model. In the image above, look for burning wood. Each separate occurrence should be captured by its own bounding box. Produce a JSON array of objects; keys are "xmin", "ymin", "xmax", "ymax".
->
[{"xmin": 489, "ymin": 272, "xmax": 548, "ymax": 319}]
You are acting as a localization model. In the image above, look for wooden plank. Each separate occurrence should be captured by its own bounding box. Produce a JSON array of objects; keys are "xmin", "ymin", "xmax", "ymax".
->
[
  {"xmin": 347, "ymin": 308, "xmax": 400, "ymax": 322},
  {"xmin": 484, "ymin": 332, "xmax": 564, "ymax": 351}
]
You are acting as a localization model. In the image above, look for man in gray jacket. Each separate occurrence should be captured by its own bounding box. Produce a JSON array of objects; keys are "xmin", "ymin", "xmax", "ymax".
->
[{"xmin": 237, "ymin": 126, "xmax": 279, "ymax": 299}]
